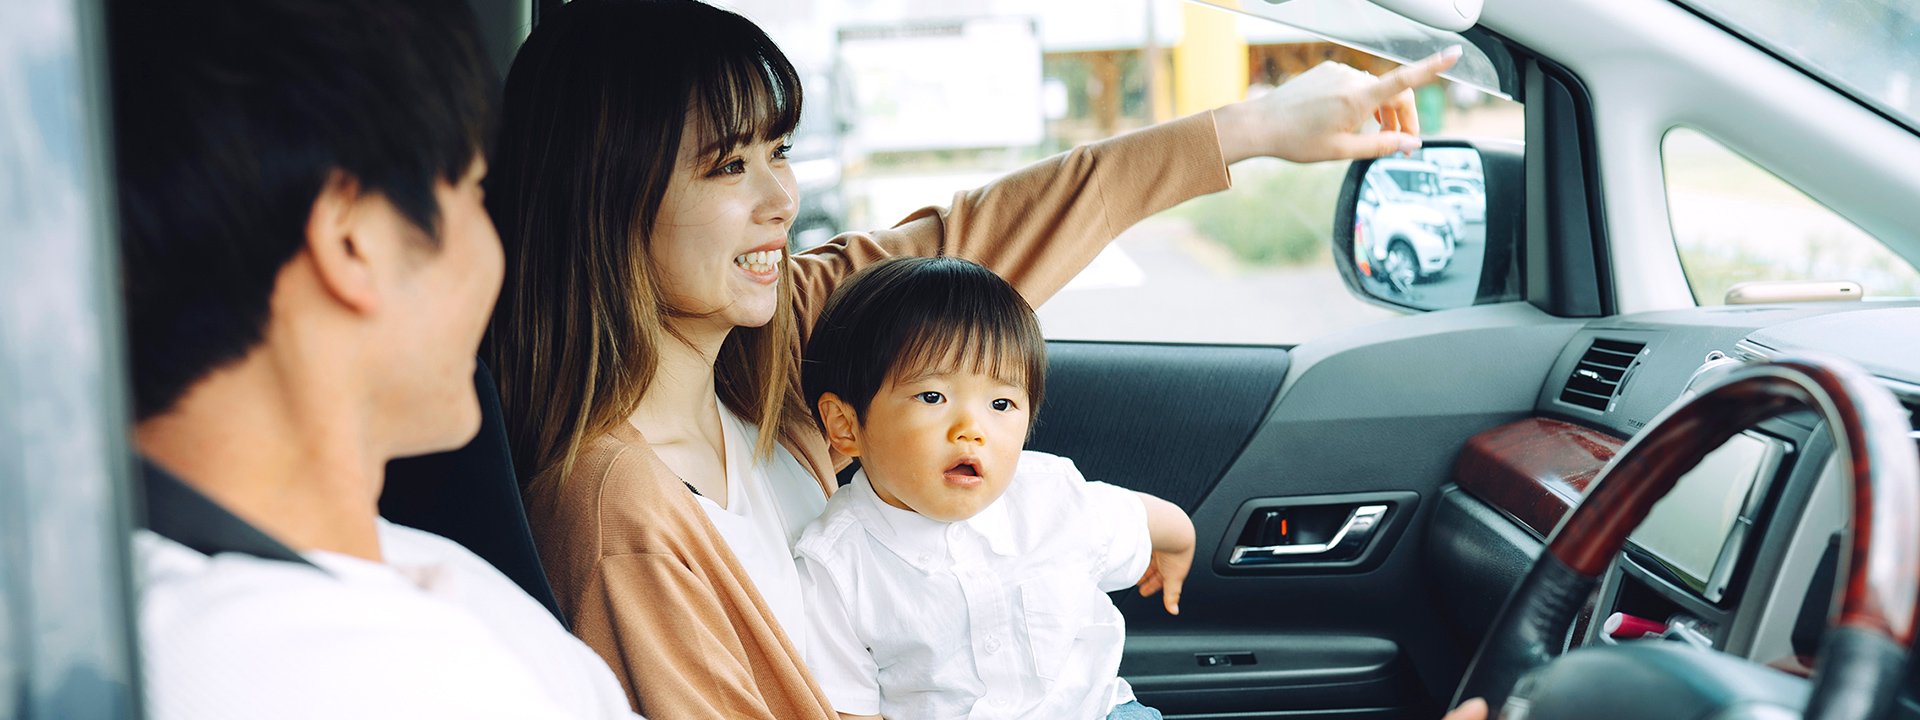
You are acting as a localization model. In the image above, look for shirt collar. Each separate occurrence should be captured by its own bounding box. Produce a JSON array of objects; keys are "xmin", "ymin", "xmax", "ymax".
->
[
  {"xmin": 138, "ymin": 456, "xmax": 323, "ymax": 572},
  {"xmin": 848, "ymin": 469, "xmax": 1016, "ymax": 572}
]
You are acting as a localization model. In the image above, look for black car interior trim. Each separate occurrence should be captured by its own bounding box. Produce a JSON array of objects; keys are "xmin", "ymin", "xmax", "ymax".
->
[
  {"xmin": 1520, "ymin": 53, "xmax": 1613, "ymax": 318},
  {"xmin": 1425, "ymin": 486, "xmax": 1543, "ymax": 650}
]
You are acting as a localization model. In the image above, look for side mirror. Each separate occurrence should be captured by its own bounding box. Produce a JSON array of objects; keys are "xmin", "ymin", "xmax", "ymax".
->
[{"xmin": 1331, "ymin": 138, "xmax": 1522, "ymax": 312}]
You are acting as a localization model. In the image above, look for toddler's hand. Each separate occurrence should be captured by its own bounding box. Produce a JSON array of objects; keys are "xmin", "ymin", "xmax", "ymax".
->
[
  {"xmin": 1135, "ymin": 492, "xmax": 1197, "ymax": 615},
  {"xmin": 1137, "ymin": 544, "xmax": 1194, "ymax": 615}
]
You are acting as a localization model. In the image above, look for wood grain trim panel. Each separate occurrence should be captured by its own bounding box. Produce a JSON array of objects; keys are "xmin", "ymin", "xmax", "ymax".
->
[{"xmin": 1453, "ymin": 418, "xmax": 1626, "ymax": 538}]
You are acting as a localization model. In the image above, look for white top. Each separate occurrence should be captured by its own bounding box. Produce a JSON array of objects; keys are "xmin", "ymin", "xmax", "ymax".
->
[
  {"xmin": 137, "ymin": 520, "xmax": 638, "ymax": 720},
  {"xmin": 795, "ymin": 451, "xmax": 1152, "ymax": 720},
  {"xmin": 690, "ymin": 400, "xmax": 830, "ymax": 655}
]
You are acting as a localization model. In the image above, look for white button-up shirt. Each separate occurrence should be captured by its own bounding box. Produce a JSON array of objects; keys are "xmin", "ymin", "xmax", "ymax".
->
[
  {"xmin": 138, "ymin": 520, "xmax": 638, "ymax": 720},
  {"xmin": 796, "ymin": 451, "xmax": 1151, "ymax": 720},
  {"xmin": 690, "ymin": 398, "xmax": 829, "ymax": 657}
]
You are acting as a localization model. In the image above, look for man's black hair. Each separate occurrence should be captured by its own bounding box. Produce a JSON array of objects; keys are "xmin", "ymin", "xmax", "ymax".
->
[
  {"xmin": 110, "ymin": 0, "xmax": 498, "ymax": 419},
  {"xmin": 802, "ymin": 256, "xmax": 1047, "ymax": 424}
]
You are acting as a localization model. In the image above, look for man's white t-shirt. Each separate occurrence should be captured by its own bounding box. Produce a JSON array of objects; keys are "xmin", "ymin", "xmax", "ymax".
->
[
  {"xmin": 688, "ymin": 399, "xmax": 829, "ymax": 654},
  {"xmin": 137, "ymin": 520, "xmax": 638, "ymax": 720},
  {"xmin": 795, "ymin": 451, "xmax": 1153, "ymax": 720}
]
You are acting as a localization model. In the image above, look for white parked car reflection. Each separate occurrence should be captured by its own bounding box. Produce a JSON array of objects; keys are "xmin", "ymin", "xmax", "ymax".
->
[
  {"xmin": 1356, "ymin": 175, "xmax": 1456, "ymax": 294},
  {"xmin": 1439, "ymin": 171, "xmax": 1486, "ymax": 224},
  {"xmin": 1371, "ymin": 158, "xmax": 1466, "ymax": 238}
]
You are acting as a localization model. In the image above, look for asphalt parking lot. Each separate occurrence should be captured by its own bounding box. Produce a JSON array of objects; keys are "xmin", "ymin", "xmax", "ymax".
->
[{"xmin": 1035, "ymin": 217, "xmax": 1405, "ymax": 345}]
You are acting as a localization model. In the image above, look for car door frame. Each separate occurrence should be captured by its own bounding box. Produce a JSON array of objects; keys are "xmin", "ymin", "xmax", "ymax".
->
[{"xmin": 0, "ymin": 0, "xmax": 146, "ymax": 717}]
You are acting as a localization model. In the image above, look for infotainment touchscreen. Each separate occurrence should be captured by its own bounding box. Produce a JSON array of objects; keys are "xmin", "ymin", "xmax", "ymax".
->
[{"xmin": 1627, "ymin": 431, "xmax": 1785, "ymax": 600}]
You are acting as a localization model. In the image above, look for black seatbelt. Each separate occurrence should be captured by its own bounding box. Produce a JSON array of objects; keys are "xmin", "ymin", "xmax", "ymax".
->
[{"xmin": 138, "ymin": 457, "xmax": 322, "ymax": 570}]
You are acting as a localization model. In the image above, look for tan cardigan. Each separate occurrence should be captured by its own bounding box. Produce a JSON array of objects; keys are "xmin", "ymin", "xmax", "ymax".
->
[{"xmin": 525, "ymin": 111, "xmax": 1231, "ymax": 720}]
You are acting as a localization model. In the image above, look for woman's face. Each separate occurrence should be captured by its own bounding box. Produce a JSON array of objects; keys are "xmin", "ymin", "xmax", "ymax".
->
[{"xmin": 650, "ymin": 117, "xmax": 797, "ymax": 334}]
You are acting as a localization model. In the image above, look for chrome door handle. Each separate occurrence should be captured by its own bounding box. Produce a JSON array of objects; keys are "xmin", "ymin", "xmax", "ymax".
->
[{"xmin": 1229, "ymin": 505, "xmax": 1388, "ymax": 566}]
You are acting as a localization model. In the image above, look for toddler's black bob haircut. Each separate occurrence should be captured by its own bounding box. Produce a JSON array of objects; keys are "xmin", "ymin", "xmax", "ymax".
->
[{"xmin": 802, "ymin": 256, "xmax": 1046, "ymax": 424}]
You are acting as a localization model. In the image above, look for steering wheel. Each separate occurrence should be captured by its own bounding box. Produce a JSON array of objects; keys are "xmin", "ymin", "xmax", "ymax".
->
[{"xmin": 1452, "ymin": 353, "xmax": 1920, "ymax": 720}]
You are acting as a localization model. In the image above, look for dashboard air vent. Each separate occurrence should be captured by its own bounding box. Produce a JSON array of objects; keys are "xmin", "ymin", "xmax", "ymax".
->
[{"xmin": 1560, "ymin": 338, "xmax": 1646, "ymax": 412}]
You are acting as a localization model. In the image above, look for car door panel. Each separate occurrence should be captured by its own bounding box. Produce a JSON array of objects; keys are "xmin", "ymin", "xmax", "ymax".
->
[
  {"xmin": 1028, "ymin": 341, "xmax": 1291, "ymax": 513},
  {"xmin": 1038, "ymin": 304, "xmax": 1585, "ymax": 719},
  {"xmin": 1123, "ymin": 634, "xmax": 1425, "ymax": 717}
]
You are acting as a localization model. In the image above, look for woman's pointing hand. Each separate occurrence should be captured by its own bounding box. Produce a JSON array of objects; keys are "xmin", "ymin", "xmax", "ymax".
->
[{"xmin": 1216, "ymin": 46, "xmax": 1464, "ymax": 164}]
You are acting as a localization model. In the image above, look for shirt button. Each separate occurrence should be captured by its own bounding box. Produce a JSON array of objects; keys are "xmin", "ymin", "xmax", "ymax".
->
[
  {"xmin": 992, "ymin": 697, "xmax": 1009, "ymax": 708},
  {"xmin": 984, "ymin": 636, "xmax": 1000, "ymax": 654},
  {"xmin": 918, "ymin": 553, "xmax": 932, "ymax": 564}
]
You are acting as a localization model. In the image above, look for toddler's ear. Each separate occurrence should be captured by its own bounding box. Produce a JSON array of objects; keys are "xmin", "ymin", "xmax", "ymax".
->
[{"xmin": 817, "ymin": 393, "xmax": 862, "ymax": 457}]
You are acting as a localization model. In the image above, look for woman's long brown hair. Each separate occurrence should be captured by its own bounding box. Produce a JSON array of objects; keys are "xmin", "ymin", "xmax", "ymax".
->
[{"xmin": 484, "ymin": 0, "xmax": 813, "ymax": 493}]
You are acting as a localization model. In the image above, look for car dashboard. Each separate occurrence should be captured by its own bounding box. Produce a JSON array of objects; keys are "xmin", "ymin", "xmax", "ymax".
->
[{"xmin": 1435, "ymin": 301, "xmax": 1920, "ymax": 683}]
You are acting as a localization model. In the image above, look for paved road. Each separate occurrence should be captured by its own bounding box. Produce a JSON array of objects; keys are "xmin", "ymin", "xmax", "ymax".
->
[{"xmin": 1037, "ymin": 218, "xmax": 1404, "ymax": 345}]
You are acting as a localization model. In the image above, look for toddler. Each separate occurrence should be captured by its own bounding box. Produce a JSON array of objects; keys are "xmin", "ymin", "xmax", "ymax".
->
[{"xmin": 797, "ymin": 256, "xmax": 1195, "ymax": 720}]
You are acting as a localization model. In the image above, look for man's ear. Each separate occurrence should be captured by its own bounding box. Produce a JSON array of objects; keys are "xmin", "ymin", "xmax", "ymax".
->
[
  {"xmin": 817, "ymin": 393, "xmax": 861, "ymax": 457},
  {"xmin": 303, "ymin": 170, "xmax": 382, "ymax": 315}
]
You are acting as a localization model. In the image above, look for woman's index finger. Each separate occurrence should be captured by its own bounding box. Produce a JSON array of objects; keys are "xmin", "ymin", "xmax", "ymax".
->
[{"xmin": 1365, "ymin": 46, "xmax": 1463, "ymax": 106}]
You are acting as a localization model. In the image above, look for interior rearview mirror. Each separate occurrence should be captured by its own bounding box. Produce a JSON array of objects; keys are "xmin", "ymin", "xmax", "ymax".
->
[{"xmin": 1331, "ymin": 138, "xmax": 1523, "ymax": 313}]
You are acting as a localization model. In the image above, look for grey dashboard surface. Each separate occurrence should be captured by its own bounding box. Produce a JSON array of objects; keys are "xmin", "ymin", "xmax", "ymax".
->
[
  {"xmin": 1745, "ymin": 306, "xmax": 1920, "ymax": 386},
  {"xmin": 1535, "ymin": 300, "xmax": 1920, "ymax": 437}
]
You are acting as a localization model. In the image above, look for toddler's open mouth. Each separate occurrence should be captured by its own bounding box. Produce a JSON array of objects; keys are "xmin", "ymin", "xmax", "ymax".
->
[{"xmin": 943, "ymin": 458, "xmax": 983, "ymax": 487}]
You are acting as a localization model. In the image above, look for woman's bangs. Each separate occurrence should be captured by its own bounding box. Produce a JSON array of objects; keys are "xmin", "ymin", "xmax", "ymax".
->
[{"xmin": 690, "ymin": 46, "xmax": 802, "ymax": 164}]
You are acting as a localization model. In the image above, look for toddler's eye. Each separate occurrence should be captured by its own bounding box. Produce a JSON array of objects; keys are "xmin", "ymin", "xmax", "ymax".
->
[
  {"xmin": 774, "ymin": 143, "xmax": 793, "ymax": 160},
  {"xmin": 916, "ymin": 391, "xmax": 944, "ymax": 404},
  {"xmin": 991, "ymin": 398, "xmax": 1014, "ymax": 411}
]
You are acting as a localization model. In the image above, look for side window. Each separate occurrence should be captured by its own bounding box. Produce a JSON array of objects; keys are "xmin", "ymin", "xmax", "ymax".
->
[
  {"xmin": 1035, "ymin": 14, "xmax": 1521, "ymax": 344},
  {"xmin": 748, "ymin": 0, "xmax": 1519, "ymax": 346},
  {"xmin": 1662, "ymin": 127, "xmax": 1920, "ymax": 305}
]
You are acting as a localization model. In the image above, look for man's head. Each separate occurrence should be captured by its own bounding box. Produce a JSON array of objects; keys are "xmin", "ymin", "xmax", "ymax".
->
[
  {"xmin": 803, "ymin": 257, "xmax": 1046, "ymax": 522},
  {"xmin": 112, "ymin": 0, "xmax": 502, "ymax": 456}
]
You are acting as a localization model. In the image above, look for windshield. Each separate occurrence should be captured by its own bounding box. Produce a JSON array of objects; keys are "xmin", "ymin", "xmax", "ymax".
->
[{"xmin": 1674, "ymin": 0, "xmax": 1920, "ymax": 133}]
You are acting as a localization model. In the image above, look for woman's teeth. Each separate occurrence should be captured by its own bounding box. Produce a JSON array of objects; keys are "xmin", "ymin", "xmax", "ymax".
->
[{"xmin": 734, "ymin": 249, "xmax": 780, "ymax": 275}]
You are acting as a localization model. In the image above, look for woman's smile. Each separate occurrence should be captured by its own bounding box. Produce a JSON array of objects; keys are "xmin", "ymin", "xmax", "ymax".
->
[{"xmin": 732, "ymin": 240, "xmax": 785, "ymax": 285}]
